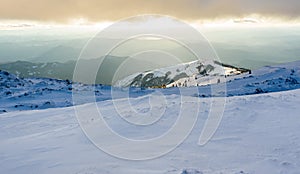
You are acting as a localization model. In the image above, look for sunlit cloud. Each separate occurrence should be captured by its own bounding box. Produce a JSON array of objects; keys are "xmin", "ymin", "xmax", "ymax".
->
[{"xmin": 0, "ymin": 0, "xmax": 299, "ymax": 24}]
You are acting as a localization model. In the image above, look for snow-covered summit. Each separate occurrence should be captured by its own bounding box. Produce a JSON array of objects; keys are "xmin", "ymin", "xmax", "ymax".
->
[{"xmin": 115, "ymin": 60, "xmax": 250, "ymax": 88}]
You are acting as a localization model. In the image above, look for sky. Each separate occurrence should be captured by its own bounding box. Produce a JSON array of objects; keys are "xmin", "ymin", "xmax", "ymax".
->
[
  {"xmin": 0, "ymin": 0, "xmax": 299, "ymax": 70},
  {"xmin": 0, "ymin": 0, "xmax": 299, "ymax": 25}
]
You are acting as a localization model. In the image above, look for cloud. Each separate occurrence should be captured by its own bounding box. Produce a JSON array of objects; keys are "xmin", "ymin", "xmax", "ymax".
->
[{"xmin": 0, "ymin": 0, "xmax": 299, "ymax": 23}]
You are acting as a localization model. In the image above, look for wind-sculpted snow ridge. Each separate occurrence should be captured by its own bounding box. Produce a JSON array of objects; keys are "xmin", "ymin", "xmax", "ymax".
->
[{"xmin": 0, "ymin": 60, "xmax": 300, "ymax": 114}]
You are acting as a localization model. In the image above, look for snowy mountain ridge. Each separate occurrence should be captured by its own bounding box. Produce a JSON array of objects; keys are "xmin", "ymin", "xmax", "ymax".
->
[
  {"xmin": 115, "ymin": 59, "xmax": 250, "ymax": 88},
  {"xmin": 1, "ymin": 60, "xmax": 300, "ymax": 114}
]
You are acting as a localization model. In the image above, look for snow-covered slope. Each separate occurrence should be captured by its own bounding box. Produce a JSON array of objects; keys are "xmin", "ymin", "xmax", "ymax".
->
[
  {"xmin": 0, "ymin": 69, "xmax": 152, "ymax": 113},
  {"xmin": 0, "ymin": 88, "xmax": 300, "ymax": 174},
  {"xmin": 1, "ymin": 61, "xmax": 300, "ymax": 173},
  {"xmin": 115, "ymin": 60, "xmax": 250, "ymax": 88},
  {"xmin": 0, "ymin": 69, "xmax": 81, "ymax": 113},
  {"xmin": 187, "ymin": 60, "xmax": 300, "ymax": 97}
]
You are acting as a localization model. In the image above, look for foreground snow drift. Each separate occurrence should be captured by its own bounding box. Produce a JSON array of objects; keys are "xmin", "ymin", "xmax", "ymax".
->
[{"xmin": 1, "ymin": 89, "xmax": 300, "ymax": 174}]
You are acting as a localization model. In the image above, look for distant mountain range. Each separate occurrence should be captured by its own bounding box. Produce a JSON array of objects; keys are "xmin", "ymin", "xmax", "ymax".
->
[
  {"xmin": 0, "ymin": 56, "xmax": 129, "ymax": 85},
  {"xmin": 0, "ymin": 60, "xmax": 76, "ymax": 80}
]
